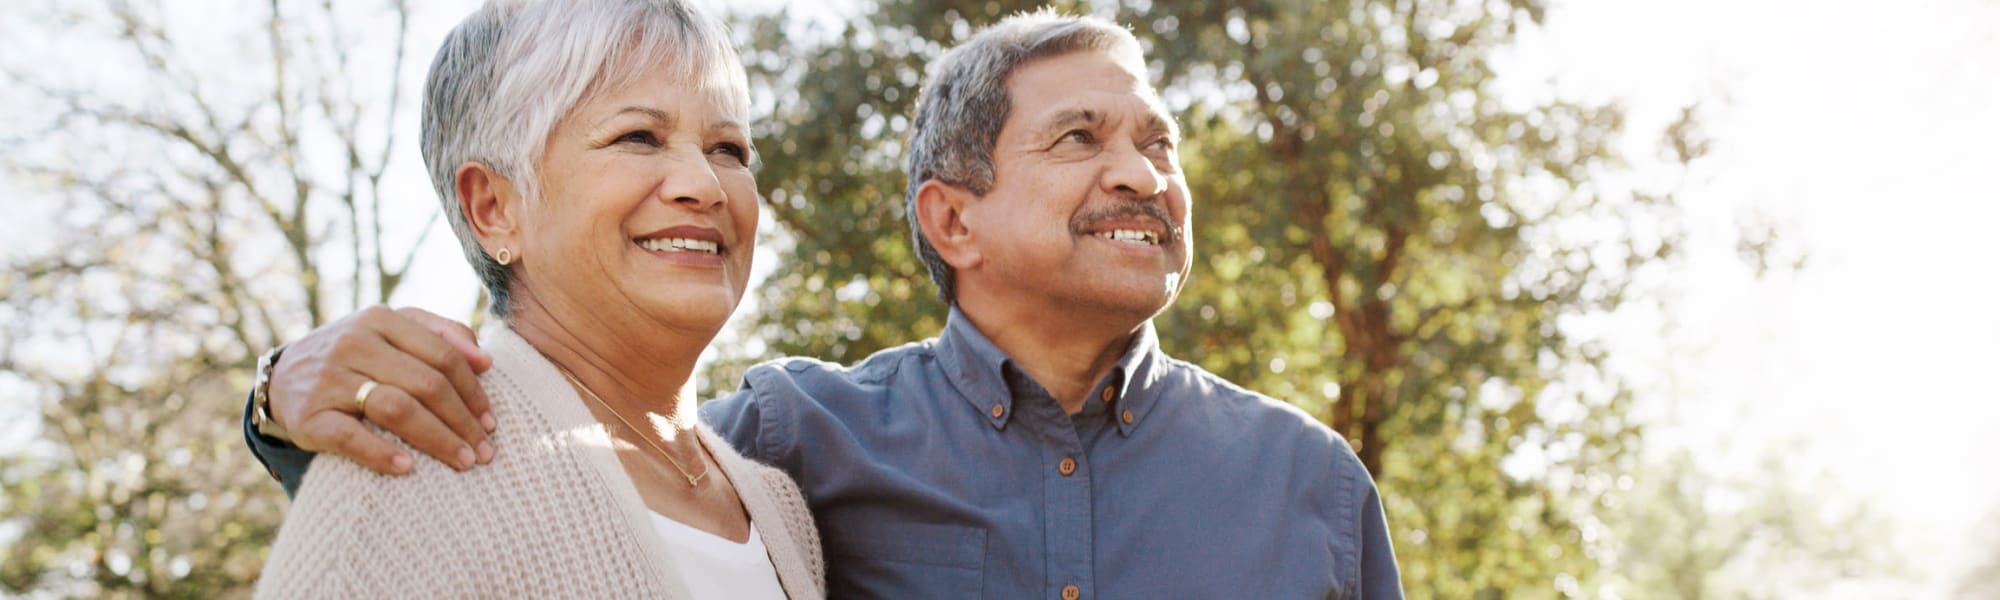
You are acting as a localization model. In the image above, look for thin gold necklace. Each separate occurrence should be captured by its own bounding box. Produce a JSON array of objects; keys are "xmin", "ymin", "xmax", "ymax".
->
[{"xmin": 555, "ymin": 366, "xmax": 709, "ymax": 487}]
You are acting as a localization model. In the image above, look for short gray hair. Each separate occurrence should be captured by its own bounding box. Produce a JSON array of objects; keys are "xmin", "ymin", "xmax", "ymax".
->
[
  {"xmin": 903, "ymin": 11, "xmax": 1146, "ymax": 306},
  {"xmin": 421, "ymin": 0, "xmax": 749, "ymax": 316}
]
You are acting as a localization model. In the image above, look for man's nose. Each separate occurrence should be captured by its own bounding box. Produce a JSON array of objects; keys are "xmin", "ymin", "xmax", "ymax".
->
[{"xmin": 1104, "ymin": 142, "xmax": 1167, "ymax": 199}]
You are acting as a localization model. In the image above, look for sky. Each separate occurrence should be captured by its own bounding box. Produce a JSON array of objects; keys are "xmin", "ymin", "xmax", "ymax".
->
[
  {"xmin": 1493, "ymin": 0, "xmax": 2000, "ymax": 593},
  {"xmin": 4, "ymin": 0, "xmax": 1997, "ymax": 595}
]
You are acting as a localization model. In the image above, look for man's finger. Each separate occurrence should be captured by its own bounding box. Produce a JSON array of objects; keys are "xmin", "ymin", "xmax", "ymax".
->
[
  {"xmin": 358, "ymin": 382, "xmax": 479, "ymax": 471},
  {"xmin": 397, "ymin": 307, "xmax": 492, "ymax": 372},
  {"xmin": 295, "ymin": 412, "xmax": 414, "ymax": 476},
  {"xmin": 387, "ymin": 308, "xmax": 497, "ymax": 434},
  {"xmin": 358, "ymin": 353, "xmax": 493, "ymax": 465},
  {"xmin": 368, "ymin": 312, "xmax": 491, "ymax": 441}
]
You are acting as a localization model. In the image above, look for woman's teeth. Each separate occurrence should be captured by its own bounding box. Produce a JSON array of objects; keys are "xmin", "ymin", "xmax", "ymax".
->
[
  {"xmin": 1097, "ymin": 229, "xmax": 1159, "ymax": 245},
  {"xmin": 638, "ymin": 237, "xmax": 720, "ymax": 254}
]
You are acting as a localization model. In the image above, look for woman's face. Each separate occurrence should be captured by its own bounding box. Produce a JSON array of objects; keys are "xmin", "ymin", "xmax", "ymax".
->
[{"xmin": 515, "ymin": 65, "xmax": 759, "ymax": 337}]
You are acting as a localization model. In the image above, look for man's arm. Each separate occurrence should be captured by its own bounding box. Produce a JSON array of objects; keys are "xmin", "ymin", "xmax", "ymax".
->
[
  {"xmin": 1357, "ymin": 481, "xmax": 1405, "ymax": 598},
  {"xmin": 242, "ymin": 388, "xmax": 318, "ymax": 498},
  {"xmin": 699, "ymin": 366, "xmax": 807, "ymax": 481},
  {"xmin": 244, "ymin": 306, "xmax": 499, "ymax": 491}
]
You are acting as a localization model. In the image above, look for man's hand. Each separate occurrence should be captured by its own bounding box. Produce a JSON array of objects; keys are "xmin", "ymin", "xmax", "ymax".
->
[{"xmin": 268, "ymin": 305, "xmax": 497, "ymax": 474}]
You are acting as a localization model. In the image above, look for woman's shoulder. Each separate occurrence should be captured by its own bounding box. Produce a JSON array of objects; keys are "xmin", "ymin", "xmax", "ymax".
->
[{"xmin": 262, "ymin": 392, "xmax": 646, "ymax": 596}]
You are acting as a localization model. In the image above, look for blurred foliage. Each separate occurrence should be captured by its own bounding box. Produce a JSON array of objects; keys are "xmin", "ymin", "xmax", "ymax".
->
[
  {"xmin": 1602, "ymin": 446, "xmax": 1901, "ymax": 598},
  {"xmin": 1, "ymin": 0, "xmax": 421, "ymax": 596},
  {"xmin": 0, "ymin": 0, "xmax": 1881, "ymax": 598},
  {"xmin": 1961, "ymin": 510, "xmax": 2000, "ymax": 600},
  {"xmin": 712, "ymin": 0, "xmax": 1688, "ymax": 595}
]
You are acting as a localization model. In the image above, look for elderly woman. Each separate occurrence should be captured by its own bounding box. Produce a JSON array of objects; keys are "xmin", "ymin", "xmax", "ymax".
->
[{"xmin": 254, "ymin": 0, "xmax": 821, "ymax": 597}]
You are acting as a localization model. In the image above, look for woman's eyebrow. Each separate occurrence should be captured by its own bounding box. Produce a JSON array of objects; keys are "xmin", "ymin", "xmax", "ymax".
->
[
  {"xmin": 608, "ymin": 106, "xmax": 676, "ymax": 126},
  {"xmin": 708, "ymin": 120, "xmax": 746, "ymax": 135}
]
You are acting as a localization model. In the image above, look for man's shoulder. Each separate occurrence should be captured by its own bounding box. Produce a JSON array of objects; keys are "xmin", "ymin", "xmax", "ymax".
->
[
  {"xmin": 1157, "ymin": 356, "xmax": 1363, "ymax": 466},
  {"xmin": 740, "ymin": 338, "xmax": 939, "ymax": 395}
]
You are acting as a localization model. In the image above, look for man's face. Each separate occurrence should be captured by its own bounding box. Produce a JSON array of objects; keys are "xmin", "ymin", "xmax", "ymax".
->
[{"xmin": 959, "ymin": 48, "xmax": 1192, "ymax": 322}]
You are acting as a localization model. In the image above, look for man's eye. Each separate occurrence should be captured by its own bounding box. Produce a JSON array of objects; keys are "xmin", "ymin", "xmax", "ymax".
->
[{"xmin": 1062, "ymin": 129, "xmax": 1096, "ymax": 144}]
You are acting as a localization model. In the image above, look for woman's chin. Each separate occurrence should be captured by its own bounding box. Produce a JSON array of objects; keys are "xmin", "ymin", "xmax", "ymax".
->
[{"xmin": 633, "ymin": 289, "xmax": 739, "ymax": 333}]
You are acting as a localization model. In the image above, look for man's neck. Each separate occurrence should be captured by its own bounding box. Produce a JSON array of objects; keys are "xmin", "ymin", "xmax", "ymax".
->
[{"xmin": 956, "ymin": 297, "xmax": 1146, "ymax": 415}]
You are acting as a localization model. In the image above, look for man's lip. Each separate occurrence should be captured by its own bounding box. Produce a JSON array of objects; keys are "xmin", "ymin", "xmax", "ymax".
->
[
  {"xmin": 633, "ymin": 225, "xmax": 727, "ymax": 250},
  {"xmin": 1080, "ymin": 216, "xmax": 1169, "ymax": 237}
]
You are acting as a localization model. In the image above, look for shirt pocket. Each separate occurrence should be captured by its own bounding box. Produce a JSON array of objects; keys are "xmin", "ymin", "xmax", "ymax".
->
[{"xmin": 824, "ymin": 520, "xmax": 986, "ymax": 598}]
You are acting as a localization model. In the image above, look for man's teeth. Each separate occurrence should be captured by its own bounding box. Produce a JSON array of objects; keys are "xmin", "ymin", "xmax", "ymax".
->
[
  {"xmin": 1097, "ymin": 229, "xmax": 1160, "ymax": 245},
  {"xmin": 638, "ymin": 237, "xmax": 720, "ymax": 254}
]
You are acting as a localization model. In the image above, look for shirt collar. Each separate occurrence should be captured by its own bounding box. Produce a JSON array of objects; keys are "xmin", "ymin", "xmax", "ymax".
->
[{"xmin": 936, "ymin": 306, "xmax": 1166, "ymax": 435}]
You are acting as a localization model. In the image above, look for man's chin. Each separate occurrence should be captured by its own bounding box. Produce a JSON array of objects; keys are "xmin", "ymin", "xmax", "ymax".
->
[{"xmin": 1068, "ymin": 282, "xmax": 1177, "ymax": 323}]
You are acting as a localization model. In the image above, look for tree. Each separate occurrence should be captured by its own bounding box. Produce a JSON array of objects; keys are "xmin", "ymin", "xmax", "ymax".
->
[
  {"xmin": 718, "ymin": 0, "xmax": 1690, "ymax": 595},
  {"xmin": 0, "ymin": 0, "xmax": 425, "ymax": 595}
]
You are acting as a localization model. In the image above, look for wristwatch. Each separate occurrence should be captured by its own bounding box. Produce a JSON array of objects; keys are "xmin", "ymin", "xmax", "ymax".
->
[{"xmin": 251, "ymin": 345, "xmax": 294, "ymax": 442}]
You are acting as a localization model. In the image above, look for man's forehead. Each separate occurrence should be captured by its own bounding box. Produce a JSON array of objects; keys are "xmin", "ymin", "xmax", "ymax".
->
[{"xmin": 1006, "ymin": 51, "xmax": 1175, "ymax": 133}]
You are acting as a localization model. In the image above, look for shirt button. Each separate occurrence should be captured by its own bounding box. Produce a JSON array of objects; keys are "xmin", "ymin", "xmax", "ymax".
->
[
  {"xmin": 1100, "ymin": 387, "xmax": 1115, "ymax": 402},
  {"xmin": 1061, "ymin": 584, "xmax": 1081, "ymax": 600},
  {"xmin": 1058, "ymin": 457, "xmax": 1077, "ymax": 476},
  {"xmin": 1121, "ymin": 410, "xmax": 1134, "ymax": 424},
  {"xmin": 991, "ymin": 403, "xmax": 1005, "ymax": 418}
]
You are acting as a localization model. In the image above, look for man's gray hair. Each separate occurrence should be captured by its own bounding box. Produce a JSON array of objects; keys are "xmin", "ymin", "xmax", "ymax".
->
[
  {"xmin": 421, "ymin": 0, "xmax": 748, "ymax": 316},
  {"xmin": 904, "ymin": 10, "xmax": 1146, "ymax": 306}
]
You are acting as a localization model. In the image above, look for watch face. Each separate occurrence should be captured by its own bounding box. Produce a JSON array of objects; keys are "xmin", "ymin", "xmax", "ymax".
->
[{"xmin": 253, "ymin": 346, "xmax": 283, "ymax": 417}]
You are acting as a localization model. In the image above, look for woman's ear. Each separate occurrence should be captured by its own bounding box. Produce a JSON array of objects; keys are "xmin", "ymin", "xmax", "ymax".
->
[
  {"xmin": 913, "ymin": 179, "xmax": 982, "ymax": 271},
  {"xmin": 456, "ymin": 162, "xmax": 521, "ymax": 262}
]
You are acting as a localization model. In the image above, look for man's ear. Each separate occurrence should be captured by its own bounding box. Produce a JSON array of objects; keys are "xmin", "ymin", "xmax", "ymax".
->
[
  {"xmin": 456, "ymin": 162, "xmax": 521, "ymax": 261},
  {"xmin": 914, "ymin": 179, "xmax": 982, "ymax": 271}
]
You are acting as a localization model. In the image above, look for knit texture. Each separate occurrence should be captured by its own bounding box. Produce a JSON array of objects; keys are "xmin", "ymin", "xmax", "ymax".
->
[{"xmin": 256, "ymin": 324, "xmax": 825, "ymax": 599}]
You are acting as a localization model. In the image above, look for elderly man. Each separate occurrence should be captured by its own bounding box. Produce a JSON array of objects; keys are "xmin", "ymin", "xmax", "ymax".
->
[{"xmin": 246, "ymin": 11, "xmax": 1402, "ymax": 598}]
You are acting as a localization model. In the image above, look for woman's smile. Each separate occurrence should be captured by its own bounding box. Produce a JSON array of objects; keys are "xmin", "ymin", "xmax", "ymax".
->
[{"xmin": 634, "ymin": 225, "xmax": 729, "ymax": 267}]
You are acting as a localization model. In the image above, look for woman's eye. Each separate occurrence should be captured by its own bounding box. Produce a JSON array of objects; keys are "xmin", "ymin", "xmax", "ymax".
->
[
  {"xmin": 710, "ymin": 142, "xmax": 749, "ymax": 165},
  {"xmin": 616, "ymin": 130, "xmax": 658, "ymax": 145}
]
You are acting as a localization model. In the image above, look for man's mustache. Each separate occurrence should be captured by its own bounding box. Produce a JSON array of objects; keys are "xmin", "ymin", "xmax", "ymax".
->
[{"xmin": 1069, "ymin": 202, "xmax": 1183, "ymax": 245}]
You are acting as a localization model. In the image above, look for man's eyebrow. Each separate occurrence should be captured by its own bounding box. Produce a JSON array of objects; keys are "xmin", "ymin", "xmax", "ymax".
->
[{"xmin": 1036, "ymin": 108, "xmax": 1102, "ymax": 137}]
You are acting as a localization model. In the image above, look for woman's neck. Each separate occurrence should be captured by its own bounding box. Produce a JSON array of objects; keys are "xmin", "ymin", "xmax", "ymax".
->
[{"xmin": 504, "ymin": 289, "xmax": 707, "ymax": 440}]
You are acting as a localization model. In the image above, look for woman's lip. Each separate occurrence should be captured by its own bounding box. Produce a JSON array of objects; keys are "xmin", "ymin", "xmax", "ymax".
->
[
  {"xmin": 635, "ymin": 241, "xmax": 728, "ymax": 266},
  {"xmin": 633, "ymin": 225, "xmax": 727, "ymax": 250}
]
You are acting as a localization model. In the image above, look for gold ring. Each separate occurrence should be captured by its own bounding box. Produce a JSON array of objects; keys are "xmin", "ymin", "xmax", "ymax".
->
[{"xmin": 354, "ymin": 380, "xmax": 379, "ymax": 413}]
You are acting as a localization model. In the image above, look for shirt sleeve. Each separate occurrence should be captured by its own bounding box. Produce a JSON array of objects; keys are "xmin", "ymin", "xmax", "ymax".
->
[
  {"xmin": 1356, "ymin": 480, "xmax": 1404, "ymax": 599},
  {"xmin": 241, "ymin": 388, "xmax": 316, "ymax": 499},
  {"xmin": 699, "ymin": 365, "xmax": 804, "ymax": 481},
  {"xmin": 700, "ymin": 387, "xmax": 764, "ymax": 460}
]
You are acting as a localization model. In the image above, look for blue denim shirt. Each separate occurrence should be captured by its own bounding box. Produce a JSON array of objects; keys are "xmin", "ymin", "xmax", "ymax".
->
[
  {"xmin": 702, "ymin": 309, "xmax": 1401, "ymax": 599},
  {"xmin": 247, "ymin": 308, "xmax": 1402, "ymax": 598}
]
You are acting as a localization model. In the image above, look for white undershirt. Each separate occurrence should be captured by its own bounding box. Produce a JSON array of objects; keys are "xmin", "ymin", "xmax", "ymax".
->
[{"xmin": 647, "ymin": 512, "xmax": 787, "ymax": 599}]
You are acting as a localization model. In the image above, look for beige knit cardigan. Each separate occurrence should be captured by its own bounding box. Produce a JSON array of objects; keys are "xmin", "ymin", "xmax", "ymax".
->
[{"xmin": 256, "ymin": 324, "xmax": 825, "ymax": 599}]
